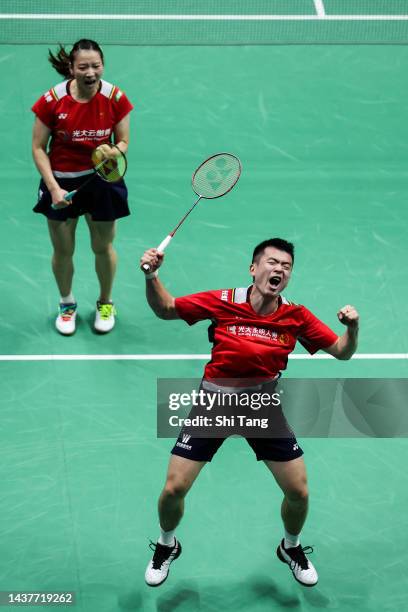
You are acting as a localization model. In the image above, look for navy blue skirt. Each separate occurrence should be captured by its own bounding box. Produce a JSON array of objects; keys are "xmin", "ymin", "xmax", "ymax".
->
[{"xmin": 34, "ymin": 174, "xmax": 130, "ymax": 222}]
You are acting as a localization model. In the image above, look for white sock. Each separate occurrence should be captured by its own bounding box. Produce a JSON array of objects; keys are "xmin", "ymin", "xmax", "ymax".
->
[
  {"xmin": 284, "ymin": 529, "xmax": 300, "ymax": 549},
  {"xmin": 158, "ymin": 527, "xmax": 176, "ymax": 547},
  {"xmin": 60, "ymin": 293, "xmax": 75, "ymax": 305}
]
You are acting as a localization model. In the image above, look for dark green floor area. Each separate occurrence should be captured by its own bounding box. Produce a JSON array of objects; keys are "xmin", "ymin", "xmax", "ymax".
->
[{"xmin": 0, "ymin": 42, "xmax": 407, "ymax": 610}]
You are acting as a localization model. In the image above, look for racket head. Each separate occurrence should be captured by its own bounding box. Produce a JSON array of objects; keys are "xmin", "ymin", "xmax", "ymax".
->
[
  {"xmin": 192, "ymin": 153, "xmax": 241, "ymax": 199},
  {"xmin": 92, "ymin": 148, "xmax": 127, "ymax": 183}
]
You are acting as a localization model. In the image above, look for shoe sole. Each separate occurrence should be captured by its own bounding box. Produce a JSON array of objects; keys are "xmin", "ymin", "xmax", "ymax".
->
[
  {"xmin": 56, "ymin": 327, "xmax": 76, "ymax": 336},
  {"xmin": 94, "ymin": 321, "xmax": 115, "ymax": 334},
  {"xmin": 276, "ymin": 545, "xmax": 318, "ymax": 588},
  {"xmin": 145, "ymin": 543, "xmax": 182, "ymax": 588}
]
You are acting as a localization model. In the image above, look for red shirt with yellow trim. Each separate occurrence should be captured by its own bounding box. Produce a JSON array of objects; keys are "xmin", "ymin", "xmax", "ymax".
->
[
  {"xmin": 31, "ymin": 79, "xmax": 133, "ymax": 176},
  {"xmin": 175, "ymin": 286, "xmax": 338, "ymax": 381}
]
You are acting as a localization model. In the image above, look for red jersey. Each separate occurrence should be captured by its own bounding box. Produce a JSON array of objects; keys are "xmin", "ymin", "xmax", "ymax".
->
[
  {"xmin": 175, "ymin": 286, "xmax": 338, "ymax": 381},
  {"xmin": 31, "ymin": 79, "xmax": 133, "ymax": 177}
]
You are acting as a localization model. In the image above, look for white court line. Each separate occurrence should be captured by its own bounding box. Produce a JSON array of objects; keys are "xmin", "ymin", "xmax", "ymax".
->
[
  {"xmin": 1, "ymin": 14, "xmax": 408, "ymax": 21},
  {"xmin": 0, "ymin": 354, "xmax": 407, "ymax": 361},
  {"xmin": 314, "ymin": 0, "xmax": 326, "ymax": 18}
]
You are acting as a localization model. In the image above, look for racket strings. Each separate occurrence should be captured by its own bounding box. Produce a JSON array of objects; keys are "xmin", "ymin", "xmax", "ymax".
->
[
  {"xmin": 95, "ymin": 154, "xmax": 127, "ymax": 183},
  {"xmin": 192, "ymin": 153, "xmax": 241, "ymax": 199}
]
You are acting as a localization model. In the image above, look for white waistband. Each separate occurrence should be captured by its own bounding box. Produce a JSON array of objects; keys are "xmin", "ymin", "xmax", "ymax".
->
[
  {"xmin": 202, "ymin": 376, "xmax": 279, "ymax": 394},
  {"xmin": 53, "ymin": 169, "xmax": 94, "ymax": 178}
]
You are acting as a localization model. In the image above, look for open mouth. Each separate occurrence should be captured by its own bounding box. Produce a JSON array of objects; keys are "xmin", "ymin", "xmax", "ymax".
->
[{"xmin": 269, "ymin": 276, "xmax": 282, "ymax": 288}]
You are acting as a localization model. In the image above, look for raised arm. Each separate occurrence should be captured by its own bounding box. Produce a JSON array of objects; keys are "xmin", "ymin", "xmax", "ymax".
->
[
  {"xmin": 323, "ymin": 304, "xmax": 359, "ymax": 360},
  {"xmin": 140, "ymin": 249, "xmax": 180, "ymax": 320}
]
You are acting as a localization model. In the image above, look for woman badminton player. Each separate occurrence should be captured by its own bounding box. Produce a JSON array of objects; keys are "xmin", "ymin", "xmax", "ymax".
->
[{"xmin": 31, "ymin": 39, "xmax": 133, "ymax": 334}]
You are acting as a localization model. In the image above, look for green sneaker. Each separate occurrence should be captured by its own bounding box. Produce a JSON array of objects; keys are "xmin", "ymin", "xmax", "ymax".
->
[{"xmin": 94, "ymin": 301, "xmax": 116, "ymax": 333}]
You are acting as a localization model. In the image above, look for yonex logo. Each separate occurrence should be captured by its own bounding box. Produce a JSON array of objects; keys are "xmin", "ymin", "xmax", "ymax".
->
[
  {"xmin": 100, "ymin": 159, "xmax": 118, "ymax": 178},
  {"xmin": 205, "ymin": 157, "xmax": 232, "ymax": 192},
  {"xmin": 58, "ymin": 113, "xmax": 68, "ymax": 119},
  {"xmin": 182, "ymin": 434, "xmax": 191, "ymax": 444},
  {"xmin": 293, "ymin": 443, "xmax": 299, "ymax": 451}
]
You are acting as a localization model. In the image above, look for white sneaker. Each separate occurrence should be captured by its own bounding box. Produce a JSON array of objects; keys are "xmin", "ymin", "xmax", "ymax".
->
[
  {"xmin": 277, "ymin": 539, "xmax": 318, "ymax": 587},
  {"xmin": 56, "ymin": 303, "xmax": 77, "ymax": 335},
  {"xmin": 145, "ymin": 539, "xmax": 182, "ymax": 587},
  {"xmin": 94, "ymin": 301, "xmax": 116, "ymax": 333}
]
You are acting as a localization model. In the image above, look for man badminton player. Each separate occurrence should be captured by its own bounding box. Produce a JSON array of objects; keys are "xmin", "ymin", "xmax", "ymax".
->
[
  {"xmin": 32, "ymin": 39, "xmax": 133, "ymax": 334},
  {"xmin": 140, "ymin": 238, "xmax": 359, "ymax": 587}
]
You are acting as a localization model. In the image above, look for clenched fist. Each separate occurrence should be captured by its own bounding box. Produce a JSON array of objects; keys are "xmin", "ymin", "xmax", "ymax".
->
[{"xmin": 337, "ymin": 305, "xmax": 359, "ymax": 328}]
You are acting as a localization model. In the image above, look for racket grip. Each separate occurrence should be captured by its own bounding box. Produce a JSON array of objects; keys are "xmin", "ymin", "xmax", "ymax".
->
[
  {"xmin": 142, "ymin": 235, "xmax": 173, "ymax": 272},
  {"xmin": 50, "ymin": 190, "xmax": 76, "ymax": 210},
  {"xmin": 157, "ymin": 235, "xmax": 172, "ymax": 252},
  {"xmin": 64, "ymin": 190, "xmax": 76, "ymax": 201}
]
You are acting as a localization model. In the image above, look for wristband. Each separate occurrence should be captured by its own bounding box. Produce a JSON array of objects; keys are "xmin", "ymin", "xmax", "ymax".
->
[{"xmin": 145, "ymin": 270, "xmax": 158, "ymax": 280}]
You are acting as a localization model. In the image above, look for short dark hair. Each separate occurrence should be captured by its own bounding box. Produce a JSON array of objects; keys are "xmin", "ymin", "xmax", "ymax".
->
[
  {"xmin": 252, "ymin": 238, "xmax": 295, "ymax": 264},
  {"xmin": 48, "ymin": 39, "xmax": 104, "ymax": 78}
]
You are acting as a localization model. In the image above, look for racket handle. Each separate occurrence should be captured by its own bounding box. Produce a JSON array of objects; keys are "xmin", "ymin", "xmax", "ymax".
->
[
  {"xmin": 142, "ymin": 235, "xmax": 173, "ymax": 272},
  {"xmin": 157, "ymin": 235, "xmax": 172, "ymax": 252},
  {"xmin": 50, "ymin": 189, "xmax": 76, "ymax": 210},
  {"xmin": 64, "ymin": 190, "xmax": 76, "ymax": 201}
]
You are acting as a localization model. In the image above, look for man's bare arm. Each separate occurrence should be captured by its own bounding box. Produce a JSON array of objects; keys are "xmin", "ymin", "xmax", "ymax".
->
[
  {"xmin": 323, "ymin": 304, "xmax": 359, "ymax": 360},
  {"xmin": 140, "ymin": 249, "xmax": 179, "ymax": 320}
]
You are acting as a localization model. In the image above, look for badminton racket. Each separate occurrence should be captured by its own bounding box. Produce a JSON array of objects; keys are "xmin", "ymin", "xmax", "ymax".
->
[
  {"xmin": 51, "ymin": 147, "xmax": 127, "ymax": 210},
  {"xmin": 142, "ymin": 152, "xmax": 241, "ymax": 272}
]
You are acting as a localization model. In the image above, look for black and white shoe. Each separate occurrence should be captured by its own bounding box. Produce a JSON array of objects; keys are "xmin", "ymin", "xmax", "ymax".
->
[
  {"xmin": 145, "ymin": 539, "xmax": 182, "ymax": 587},
  {"xmin": 277, "ymin": 539, "xmax": 318, "ymax": 587}
]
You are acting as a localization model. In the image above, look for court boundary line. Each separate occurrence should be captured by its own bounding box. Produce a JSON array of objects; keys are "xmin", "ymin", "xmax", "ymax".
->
[
  {"xmin": 1, "ymin": 14, "xmax": 408, "ymax": 21},
  {"xmin": 0, "ymin": 354, "xmax": 407, "ymax": 361}
]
